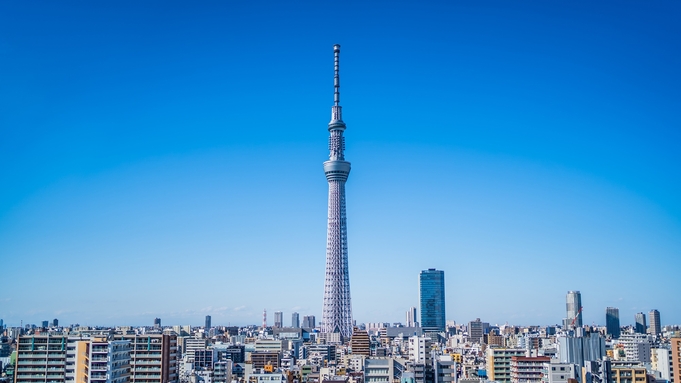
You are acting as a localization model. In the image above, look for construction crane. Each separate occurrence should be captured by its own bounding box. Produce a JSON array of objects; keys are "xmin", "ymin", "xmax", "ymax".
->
[{"xmin": 570, "ymin": 306, "xmax": 584, "ymax": 327}]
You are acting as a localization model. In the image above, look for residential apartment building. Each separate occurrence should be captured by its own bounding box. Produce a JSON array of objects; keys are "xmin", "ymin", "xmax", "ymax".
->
[
  {"xmin": 350, "ymin": 328, "xmax": 370, "ymax": 356},
  {"xmin": 671, "ymin": 338, "xmax": 680, "ymax": 383},
  {"xmin": 615, "ymin": 334, "xmax": 651, "ymax": 363},
  {"xmin": 15, "ymin": 335, "xmax": 74, "ymax": 383},
  {"xmin": 408, "ymin": 336, "xmax": 432, "ymax": 365},
  {"xmin": 364, "ymin": 358, "xmax": 395, "ymax": 383},
  {"xmin": 510, "ymin": 356, "xmax": 549, "ymax": 383},
  {"xmin": 486, "ymin": 348, "xmax": 526, "ymax": 383},
  {"xmin": 88, "ymin": 337, "xmax": 130, "ymax": 383},
  {"xmin": 183, "ymin": 337, "xmax": 209, "ymax": 363},
  {"xmin": 250, "ymin": 352, "xmax": 280, "ymax": 370},
  {"xmin": 433, "ymin": 355, "xmax": 456, "ymax": 383},
  {"xmin": 542, "ymin": 362, "xmax": 579, "ymax": 383},
  {"xmin": 113, "ymin": 333, "xmax": 178, "ymax": 383},
  {"xmin": 611, "ymin": 366, "xmax": 647, "ymax": 383}
]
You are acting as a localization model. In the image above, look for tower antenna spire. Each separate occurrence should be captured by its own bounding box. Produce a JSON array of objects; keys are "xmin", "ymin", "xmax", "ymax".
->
[{"xmin": 334, "ymin": 44, "xmax": 341, "ymax": 106}]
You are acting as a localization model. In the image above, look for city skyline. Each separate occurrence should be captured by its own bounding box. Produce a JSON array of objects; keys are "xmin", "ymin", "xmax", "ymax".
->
[{"xmin": 1, "ymin": 1, "xmax": 680, "ymax": 327}]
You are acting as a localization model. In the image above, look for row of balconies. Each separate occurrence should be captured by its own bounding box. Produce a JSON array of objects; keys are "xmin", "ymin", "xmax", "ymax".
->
[
  {"xmin": 129, "ymin": 373, "xmax": 168, "ymax": 381},
  {"xmin": 16, "ymin": 373, "xmax": 65, "ymax": 379},
  {"xmin": 132, "ymin": 353, "xmax": 162, "ymax": 357},
  {"xmin": 18, "ymin": 339, "xmax": 66, "ymax": 344},
  {"xmin": 90, "ymin": 357, "xmax": 108, "ymax": 362},
  {"xmin": 131, "ymin": 361, "xmax": 161, "ymax": 365},
  {"xmin": 18, "ymin": 360, "xmax": 65, "ymax": 365},
  {"xmin": 18, "ymin": 351, "xmax": 66, "ymax": 357},
  {"xmin": 512, "ymin": 369, "xmax": 544, "ymax": 373},
  {"xmin": 512, "ymin": 373, "xmax": 543, "ymax": 378},
  {"xmin": 16, "ymin": 368, "xmax": 65, "ymax": 373},
  {"xmin": 19, "ymin": 346, "xmax": 66, "ymax": 356}
]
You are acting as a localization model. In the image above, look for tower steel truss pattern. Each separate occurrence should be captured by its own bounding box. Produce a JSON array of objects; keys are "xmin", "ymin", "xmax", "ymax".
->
[{"xmin": 321, "ymin": 44, "xmax": 353, "ymax": 340}]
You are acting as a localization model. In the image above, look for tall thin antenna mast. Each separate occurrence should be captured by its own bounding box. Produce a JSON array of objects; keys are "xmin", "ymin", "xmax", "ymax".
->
[{"xmin": 334, "ymin": 44, "xmax": 340, "ymax": 106}]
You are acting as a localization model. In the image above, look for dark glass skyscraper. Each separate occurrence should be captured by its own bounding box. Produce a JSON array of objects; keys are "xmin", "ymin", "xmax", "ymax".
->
[
  {"xmin": 605, "ymin": 307, "xmax": 620, "ymax": 338},
  {"xmin": 635, "ymin": 312, "xmax": 647, "ymax": 334},
  {"xmin": 419, "ymin": 268, "xmax": 446, "ymax": 332}
]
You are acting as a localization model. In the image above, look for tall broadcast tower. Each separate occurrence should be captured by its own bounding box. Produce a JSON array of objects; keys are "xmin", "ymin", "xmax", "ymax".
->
[{"xmin": 321, "ymin": 44, "xmax": 353, "ymax": 340}]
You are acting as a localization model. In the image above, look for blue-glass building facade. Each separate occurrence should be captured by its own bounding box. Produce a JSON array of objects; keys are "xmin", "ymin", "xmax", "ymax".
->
[
  {"xmin": 419, "ymin": 268, "xmax": 446, "ymax": 332},
  {"xmin": 605, "ymin": 307, "xmax": 620, "ymax": 338}
]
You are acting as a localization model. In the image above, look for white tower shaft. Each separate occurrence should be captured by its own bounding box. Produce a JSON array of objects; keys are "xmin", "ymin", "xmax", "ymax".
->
[{"xmin": 322, "ymin": 44, "xmax": 353, "ymax": 341}]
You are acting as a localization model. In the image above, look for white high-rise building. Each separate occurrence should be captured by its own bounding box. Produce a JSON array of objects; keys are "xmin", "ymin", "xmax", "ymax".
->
[
  {"xmin": 409, "ymin": 336, "xmax": 432, "ymax": 364},
  {"xmin": 89, "ymin": 337, "xmax": 131, "ymax": 383},
  {"xmin": 565, "ymin": 291, "xmax": 582, "ymax": 328},
  {"xmin": 652, "ymin": 348, "xmax": 671, "ymax": 381},
  {"xmin": 615, "ymin": 334, "xmax": 652, "ymax": 363},
  {"xmin": 406, "ymin": 307, "xmax": 417, "ymax": 327}
]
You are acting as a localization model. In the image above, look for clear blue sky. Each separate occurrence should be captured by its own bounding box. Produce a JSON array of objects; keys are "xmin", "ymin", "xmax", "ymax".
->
[{"xmin": 1, "ymin": 0, "xmax": 680, "ymax": 329}]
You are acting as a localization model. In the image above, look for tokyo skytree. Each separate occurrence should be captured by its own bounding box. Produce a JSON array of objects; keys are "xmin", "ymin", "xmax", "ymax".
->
[{"xmin": 321, "ymin": 44, "xmax": 353, "ymax": 340}]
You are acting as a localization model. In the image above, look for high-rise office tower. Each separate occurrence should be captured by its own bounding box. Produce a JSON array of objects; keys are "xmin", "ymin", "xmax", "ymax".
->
[
  {"xmin": 468, "ymin": 318, "xmax": 487, "ymax": 344},
  {"xmin": 274, "ymin": 311, "xmax": 283, "ymax": 328},
  {"xmin": 302, "ymin": 315, "xmax": 316, "ymax": 329},
  {"xmin": 154, "ymin": 318, "xmax": 161, "ymax": 328},
  {"xmin": 635, "ymin": 312, "xmax": 647, "ymax": 334},
  {"xmin": 605, "ymin": 307, "xmax": 621, "ymax": 338},
  {"xmin": 321, "ymin": 44, "xmax": 353, "ymax": 340},
  {"xmin": 291, "ymin": 312, "xmax": 300, "ymax": 328},
  {"xmin": 649, "ymin": 309, "xmax": 661, "ymax": 336},
  {"xmin": 419, "ymin": 269, "xmax": 446, "ymax": 332},
  {"xmin": 205, "ymin": 315, "xmax": 211, "ymax": 330},
  {"xmin": 406, "ymin": 307, "xmax": 417, "ymax": 327},
  {"xmin": 566, "ymin": 291, "xmax": 583, "ymax": 328},
  {"xmin": 52, "ymin": 318, "xmax": 58, "ymax": 327}
]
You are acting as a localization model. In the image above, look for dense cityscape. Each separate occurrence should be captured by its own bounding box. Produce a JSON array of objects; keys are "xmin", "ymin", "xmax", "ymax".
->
[
  {"xmin": 1, "ymin": 44, "xmax": 680, "ymax": 383},
  {"xmin": 0, "ymin": 286, "xmax": 679, "ymax": 383},
  {"xmin": 0, "ymin": 3, "xmax": 681, "ymax": 383}
]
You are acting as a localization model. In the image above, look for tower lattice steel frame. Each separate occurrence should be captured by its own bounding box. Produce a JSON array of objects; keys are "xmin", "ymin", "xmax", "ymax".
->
[{"xmin": 321, "ymin": 44, "xmax": 353, "ymax": 340}]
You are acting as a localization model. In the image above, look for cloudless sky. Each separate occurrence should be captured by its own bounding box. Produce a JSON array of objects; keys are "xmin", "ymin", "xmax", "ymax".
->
[{"xmin": 1, "ymin": 0, "xmax": 680, "ymax": 329}]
